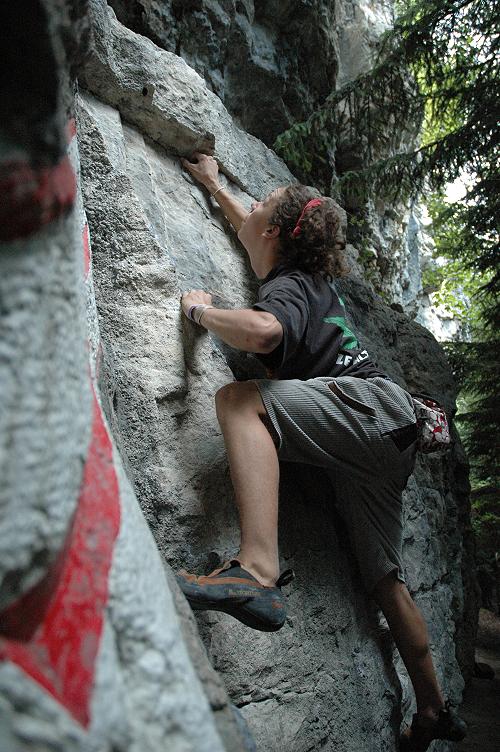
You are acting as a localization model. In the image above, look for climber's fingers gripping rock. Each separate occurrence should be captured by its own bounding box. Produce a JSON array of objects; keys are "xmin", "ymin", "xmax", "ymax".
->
[
  {"xmin": 181, "ymin": 152, "xmax": 219, "ymax": 190},
  {"xmin": 181, "ymin": 289, "xmax": 213, "ymax": 318}
]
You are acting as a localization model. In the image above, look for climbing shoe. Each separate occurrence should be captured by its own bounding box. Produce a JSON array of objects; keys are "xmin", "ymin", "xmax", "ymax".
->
[
  {"xmin": 400, "ymin": 700, "xmax": 467, "ymax": 750},
  {"xmin": 176, "ymin": 559, "xmax": 294, "ymax": 632}
]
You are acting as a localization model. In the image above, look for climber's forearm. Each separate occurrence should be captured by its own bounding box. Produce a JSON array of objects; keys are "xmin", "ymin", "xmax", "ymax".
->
[
  {"xmin": 182, "ymin": 153, "xmax": 248, "ymax": 232},
  {"xmin": 206, "ymin": 181, "xmax": 249, "ymax": 233},
  {"xmin": 198, "ymin": 307, "xmax": 283, "ymax": 354}
]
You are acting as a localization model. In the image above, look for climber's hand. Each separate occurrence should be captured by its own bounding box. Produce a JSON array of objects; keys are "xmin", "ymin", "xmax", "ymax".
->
[
  {"xmin": 181, "ymin": 289, "xmax": 213, "ymax": 318},
  {"xmin": 181, "ymin": 152, "xmax": 220, "ymax": 192}
]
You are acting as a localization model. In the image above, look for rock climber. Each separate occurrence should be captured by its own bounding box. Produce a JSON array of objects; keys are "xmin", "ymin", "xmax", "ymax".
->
[{"xmin": 177, "ymin": 152, "xmax": 466, "ymax": 751}]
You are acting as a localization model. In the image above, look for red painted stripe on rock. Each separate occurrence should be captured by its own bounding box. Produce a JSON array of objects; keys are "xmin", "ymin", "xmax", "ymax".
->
[
  {"xmin": 0, "ymin": 391, "xmax": 121, "ymax": 727},
  {"xmin": 66, "ymin": 118, "xmax": 77, "ymax": 143},
  {"xmin": 0, "ymin": 156, "xmax": 76, "ymax": 242},
  {"xmin": 83, "ymin": 223, "xmax": 91, "ymax": 277}
]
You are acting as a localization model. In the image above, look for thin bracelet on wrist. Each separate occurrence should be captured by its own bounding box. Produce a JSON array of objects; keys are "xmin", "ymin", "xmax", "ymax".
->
[
  {"xmin": 197, "ymin": 305, "xmax": 214, "ymax": 326},
  {"xmin": 187, "ymin": 304, "xmax": 198, "ymax": 321},
  {"xmin": 192, "ymin": 305, "xmax": 204, "ymax": 325},
  {"xmin": 210, "ymin": 185, "xmax": 224, "ymax": 199}
]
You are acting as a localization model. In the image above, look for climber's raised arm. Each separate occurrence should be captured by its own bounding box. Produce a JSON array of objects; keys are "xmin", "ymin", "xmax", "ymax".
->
[{"xmin": 182, "ymin": 152, "xmax": 249, "ymax": 232}]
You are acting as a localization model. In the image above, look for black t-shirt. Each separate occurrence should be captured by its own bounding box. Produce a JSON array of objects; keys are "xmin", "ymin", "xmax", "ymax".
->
[{"xmin": 252, "ymin": 264, "xmax": 387, "ymax": 380}]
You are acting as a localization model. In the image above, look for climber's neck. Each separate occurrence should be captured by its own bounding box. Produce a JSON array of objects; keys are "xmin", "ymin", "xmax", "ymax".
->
[{"xmin": 247, "ymin": 243, "xmax": 281, "ymax": 280}]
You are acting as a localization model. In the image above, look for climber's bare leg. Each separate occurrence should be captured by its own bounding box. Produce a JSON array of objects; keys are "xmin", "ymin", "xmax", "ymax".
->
[
  {"xmin": 215, "ymin": 381, "xmax": 279, "ymax": 586},
  {"xmin": 373, "ymin": 573, "xmax": 445, "ymax": 721}
]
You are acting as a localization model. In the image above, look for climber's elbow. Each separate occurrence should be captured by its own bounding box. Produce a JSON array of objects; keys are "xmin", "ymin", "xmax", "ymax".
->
[{"xmin": 253, "ymin": 315, "xmax": 283, "ymax": 354}]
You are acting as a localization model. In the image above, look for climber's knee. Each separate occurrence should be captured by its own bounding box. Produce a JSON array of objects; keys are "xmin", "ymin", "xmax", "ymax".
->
[
  {"xmin": 372, "ymin": 570, "xmax": 405, "ymax": 608},
  {"xmin": 215, "ymin": 381, "xmax": 265, "ymax": 424}
]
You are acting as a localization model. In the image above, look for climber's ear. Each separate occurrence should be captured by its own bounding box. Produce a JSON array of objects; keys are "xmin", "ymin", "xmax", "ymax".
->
[{"xmin": 264, "ymin": 224, "xmax": 281, "ymax": 239}]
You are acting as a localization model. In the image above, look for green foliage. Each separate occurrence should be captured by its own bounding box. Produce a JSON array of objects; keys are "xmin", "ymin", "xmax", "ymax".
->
[
  {"xmin": 422, "ymin": 258, "xmax": 476, "ymax": 327},
  {"xmin": 422, "ymin": 190, "xmax": 492, "ymax": 334},
  {"xmin": 471, "ymin": 499, "xmax": 500, "ymax": 556},
  {"xmin": 445, "ymin": 340, "xmax": 499, "ymax": 473},
  {"xmin": 444, "ymin": 334, "xmax": 500, "ymax": 559},
  {"xmin": 424, "ymin": 191, "xmax": 498, "ymax": 562}
]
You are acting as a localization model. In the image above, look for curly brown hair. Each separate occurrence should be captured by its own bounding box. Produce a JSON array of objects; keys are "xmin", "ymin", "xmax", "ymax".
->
[{"xmin": 269, "ymin": 184, "xmax": 348, "ymax": 279}]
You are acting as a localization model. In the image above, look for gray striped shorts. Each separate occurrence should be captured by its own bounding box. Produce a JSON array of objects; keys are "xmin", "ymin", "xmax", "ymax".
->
[{"xmin": 253, "ymin": 376, "xmax": 417, "ymax": 593}]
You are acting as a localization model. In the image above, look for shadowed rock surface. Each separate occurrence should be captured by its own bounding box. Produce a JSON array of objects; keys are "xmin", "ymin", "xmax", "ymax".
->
[{"xmin": 107, "ymin": 0, "xmax": 343, "ymax": 146}]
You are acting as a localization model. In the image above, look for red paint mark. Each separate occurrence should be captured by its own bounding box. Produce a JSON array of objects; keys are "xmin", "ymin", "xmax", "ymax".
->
[
  {"xmin": 66, "ymin": 118, "xmax": 77, "ymax": 143},
  {"xmin": 0, "ymin": 156, "xmax": 76, "ymax": 242},
  {"xmin": 83, "ymin": 223, "xmax": 91, "ymax": 277},
  {"xmin": 0, "ymin": 392, "xmax": 121, "ymax": 726}
]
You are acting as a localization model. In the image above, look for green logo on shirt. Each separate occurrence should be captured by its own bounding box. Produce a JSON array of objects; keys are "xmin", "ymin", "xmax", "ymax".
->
[{"xmin": 322, "ymin": 316, "xmax": 359, "ymax": 350}]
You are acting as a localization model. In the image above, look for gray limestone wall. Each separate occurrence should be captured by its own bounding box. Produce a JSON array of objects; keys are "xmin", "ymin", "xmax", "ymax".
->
[{"xmin": 107, "ymin": 0, "xmax": 340, "ymax": 146}]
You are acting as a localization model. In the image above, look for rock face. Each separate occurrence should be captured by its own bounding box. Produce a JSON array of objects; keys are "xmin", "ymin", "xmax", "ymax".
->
[
  {"xmin": 73, "ymin": 3, "xmax": 474, "ymax": 751},
  {"xmin": 107, "ymin": 0, "xmax": 340, "ymax": 146},
  {"xmin": 0, "ymin": 1, "xmax": 476, "ymax": 751}
]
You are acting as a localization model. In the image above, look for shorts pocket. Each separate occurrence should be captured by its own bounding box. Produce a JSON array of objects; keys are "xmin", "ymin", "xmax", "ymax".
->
[
  {"xmin": 383, "ymin": 422, "xmax": 418, "ymax": 452},
  {"xmin": 327, "ymin": 380, "xmax": 377, "ymax": 418}
]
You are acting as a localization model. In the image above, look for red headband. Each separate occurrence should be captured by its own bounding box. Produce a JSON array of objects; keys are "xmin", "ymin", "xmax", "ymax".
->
[{"xmin": 291, "ymin": 198, "xmax": 323, "ymax": 238}]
